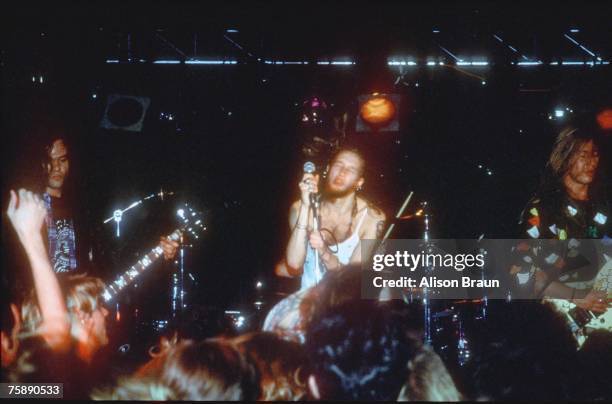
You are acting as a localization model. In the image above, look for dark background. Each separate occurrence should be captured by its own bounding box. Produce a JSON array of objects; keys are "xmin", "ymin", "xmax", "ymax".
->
[{"xmin": 2, "ymin": 1, "xmax": 610, "ymax": 322}]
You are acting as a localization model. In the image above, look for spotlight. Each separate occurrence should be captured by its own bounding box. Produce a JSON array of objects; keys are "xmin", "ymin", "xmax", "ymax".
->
[
  {"xmin": 597, "ymin": 109, "xmax": 612, "ymax": 130},
  {"xmin": 356, "ymin": 93, "xmax": 400, "ymax": 132},
  {"xmin": 554, "ymin": 109, "xmax": 565, "ymax": 118}
]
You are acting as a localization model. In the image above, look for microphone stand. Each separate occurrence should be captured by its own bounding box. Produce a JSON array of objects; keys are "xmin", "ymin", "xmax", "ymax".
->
[{"xmin": 310, "ymin": 193, "xmax": 323, "ymax": 283}]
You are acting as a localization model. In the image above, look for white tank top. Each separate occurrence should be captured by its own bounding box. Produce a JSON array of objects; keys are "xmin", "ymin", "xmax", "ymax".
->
[{"xmin": 300, "ymin": 208, "xmax": 368, "ymax": 290}]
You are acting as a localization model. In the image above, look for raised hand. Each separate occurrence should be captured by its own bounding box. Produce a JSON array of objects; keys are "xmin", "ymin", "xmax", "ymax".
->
[{"xmin": 6, "ymin": 189, "xmax": 47, "ymax": 240}]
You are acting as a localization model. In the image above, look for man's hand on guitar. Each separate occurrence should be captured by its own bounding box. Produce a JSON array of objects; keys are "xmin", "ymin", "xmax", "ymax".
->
[
  {"xmin": 159, "ymin": 237, "xmax": 180, "ymax": 261},
  {"xmin": 574, "ymin": 289, "xmax": 608, "ymax": 313}
]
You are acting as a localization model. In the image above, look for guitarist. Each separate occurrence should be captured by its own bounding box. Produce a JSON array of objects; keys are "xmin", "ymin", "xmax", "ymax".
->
[
  {"xmin": 38, "ymin": 134, "xmax": 180, "ymax": 274},
  {"xmin": 512, "ymin": 123, "xmax": 610, "ymax": 314}
]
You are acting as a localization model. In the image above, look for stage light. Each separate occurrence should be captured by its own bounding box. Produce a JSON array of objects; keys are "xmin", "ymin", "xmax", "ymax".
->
[
  {"xmin": 154, "ymin": 60, "xmax": 181, "ymax": 64},
  {"xmin": 597, "ymin": 109, "xmax": 612, "ymax": 130},
  {"xmin": 360, "ymin": 94, "xmax": 396, "ymax": 125},
  {"xmin": 481, "ymin": 81, "xmax": 486, "ymax": 85},
  {"xmin": 226, "ymin": 28, "xmax": 239, "ymax": 33},
  {"xmin": 356, "ymin": 93, "xmax": 400, "ymax": 132},
  {"xmin": 92, "ymin": 93, "xmax": 97, "ymax": 99},
  {"xmin": 99, "ymin": 94, "xmax": 151, "ymax": 132},
  {"xmin": 554, "ymin": 109, "xmax": 565, "ymax": 118},
  {"xmin": 570, "ymin": 28, "xmax": 580, "ymax": 33}
]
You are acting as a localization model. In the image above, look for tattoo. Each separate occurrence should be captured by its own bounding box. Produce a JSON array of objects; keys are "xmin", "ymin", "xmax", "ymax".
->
[{"xmin": 376, "ymin": 220, "xmax": 385, "ymax": 238}]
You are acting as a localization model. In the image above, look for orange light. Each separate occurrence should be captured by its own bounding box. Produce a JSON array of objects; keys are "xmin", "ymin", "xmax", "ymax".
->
[
  {"xmin": 360, "ymin": 94, "xmax": 396, "ymax": 126},
  {"xmin": 596, "ymin": 109, "xmax": 612, "ymax": 130}
]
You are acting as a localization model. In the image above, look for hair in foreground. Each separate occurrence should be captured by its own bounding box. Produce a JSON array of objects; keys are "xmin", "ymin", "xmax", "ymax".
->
[
  {"xmin": 136, "ymin": 338, "xmax": 259, "ymax": 401},
  {"xmin": 19, "ymin": 274, "xmax": 105, "ymax": 340}
]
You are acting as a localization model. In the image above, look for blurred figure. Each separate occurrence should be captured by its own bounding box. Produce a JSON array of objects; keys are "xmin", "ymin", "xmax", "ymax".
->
[
  {"xmin": 91, "ymin": 376, "xmax": 176, "ymax": 400},
  {"xmin": 1, "ymin": 303, "xmax": 21, "ymax": 369},
  {"xmin": 20, "ymin": 274, "xmax": 109, "ymax": 363},
  {"xmin": 305, "ymin": 300, "xmax": 421, "ymax": 401},
  {"xmin": 226, "ymin": 332, "xmax": 309, "ymax": 401},
  {"xmin": 574, "ymin": 330, "xmax": 612, "ymax": 400},
  {"xmin": 397, "ymin": 345, "xmax": 463, "ymax": 401},
  {"xmin": 136, "ymin": 338, "xmax": 259, "ymax": 400},
  {"xmin": 466, "ymin": 301, "xmax": 577, "ymax": 401}
]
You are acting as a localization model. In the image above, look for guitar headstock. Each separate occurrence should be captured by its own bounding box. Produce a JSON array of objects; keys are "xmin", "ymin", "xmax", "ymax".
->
[{"xmin": 174, "ymin": 202, "xmax": 206, "ymax": 242}]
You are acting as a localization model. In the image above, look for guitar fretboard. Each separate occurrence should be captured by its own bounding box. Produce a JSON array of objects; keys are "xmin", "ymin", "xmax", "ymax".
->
[{"xmin": 102, "ymin": 229, "xmax": 181, "ymax": 302}]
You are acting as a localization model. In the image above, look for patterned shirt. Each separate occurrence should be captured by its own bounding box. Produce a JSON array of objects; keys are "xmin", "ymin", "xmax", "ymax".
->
[
  {"xmin": 43, "ymin": 193, "xmax": 78, "ymax": 273},
  {"xmin": 511, "ymin": 190, "xmax": 610, "ymax": 294}
]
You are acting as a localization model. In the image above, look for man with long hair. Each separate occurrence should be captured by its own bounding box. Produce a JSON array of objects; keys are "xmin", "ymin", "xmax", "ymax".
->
[
  {"xmin": 279, "ymin": 147, "xmax": 386, "ymax": 290},
  {"xmin": 513, "ymin": 122, "xmax": 610, "ymax": 312},
  {"xmin": 38, "ymin": 133, "xmax": 179, "ymax": 274}
]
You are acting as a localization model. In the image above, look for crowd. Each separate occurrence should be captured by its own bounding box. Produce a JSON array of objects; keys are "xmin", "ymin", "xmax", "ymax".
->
[{"xmin": 1, "ymin": 188, "xmax": 611, "ymax": 401}]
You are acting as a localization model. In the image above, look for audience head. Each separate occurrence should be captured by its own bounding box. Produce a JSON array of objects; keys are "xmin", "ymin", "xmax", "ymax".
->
[
  {"xmin": 397, "ymin": 345, "xmax": 462, "ymax": 401},
  {"xmin": 574, "ymin": 330, "xmax": 612, "ymax": 400},
  {"xmin": 20, "ymin": 274, "xmax": 108, "ymax": 360},
  {"xmin": 467, "ymin": 301, "xmax": 577, "ymax": 400},
  {"xmin": 305, "ymin": 299, "xmax": 421, "ymax": 400},
  {"xmin": 227, "ymin": 332, "xmax": 309, "ymax": 400},
  {"xmin": 137, "ymin": 337, "xmax": 259, "ymax": 401}
]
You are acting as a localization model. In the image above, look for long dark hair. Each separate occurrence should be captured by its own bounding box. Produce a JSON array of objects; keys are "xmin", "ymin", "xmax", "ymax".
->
[{"xmin": 538, "ymin": 123, "xmax": 607, "ymax": 204}]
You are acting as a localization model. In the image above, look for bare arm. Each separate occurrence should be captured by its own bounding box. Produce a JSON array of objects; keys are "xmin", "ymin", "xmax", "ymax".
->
[
  {"xmin": 348, "ymin": 210, "xmax": 386, "ymax": 266},
  {"xmin": 7, "ymin": 189, "xmax": 70, "ymax": 351},
  {"xmin": 284, "ymin": 201, "xmax": 311, "ymax": 276}
]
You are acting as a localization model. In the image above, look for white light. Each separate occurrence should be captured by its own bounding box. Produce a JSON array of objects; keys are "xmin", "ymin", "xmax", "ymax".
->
[
  {"xmin": 185, "ymin": 60, "xmax": 236, "ymax": 65},
  {"xmin": 226, "ymin": 29, "xmax": 239, "ymax": 33},
  {"xmin": 472, "ymin": 61, "xmax": 489, "ymax": 66},
  {"xmin": 92, "ymin": 94, "xmax": 97, "ymax": 99},
  {"xmin": 517, "ymin": 61, "xmax": 542, "ymax": 66},
  {"xmin": 415, "ymin": 82, "xmax": 419, "ymax": 87},
  {"xmin": 330, "ymin": 61, "xmax": 354, "ymax": 65},
  {"xmin": 570, "ymin": 28, "xmax": 579, "ymax": 33},
  {"xmin": 39, "ymin": 76, "xmax": 43, "ymax": 83},
  {"xmin": 481, "ymin": 81, "xmax": 486, "ymax": 85},
  {"xmin": 438, "ymin": 62, "xmax": 444, "ymax": 66},
  {"xmin": 256, "ymin": 281, "xmax": 263, "ymax": 288},
  {"xmin": 32, "ymin": 76, "xmax": 36, "ymax": 82},
  {"xmin": 561, "ymin": 61, "xmax": 584, "ymax": 65},
  {"xmin": 106, "ymin": 59, "xmax": 119, "ymax": 63},
  {"xmin": 432, "ymin": 29, "xmax": 440, "ymax": 33},
  {"xmin": 177, "ymin": 209, "xmax": 185, "ymax": 218},
  {"xmin": 317, "ymin": 61, "xmax": 330, "ymax": 65},
  {"xmin": 427, "ymin": 61, "xmax": 436, "ymax": 66},
  {"xmin": 554, "ymin": 109, "xmax": 565, "ymax": 118},
  {"xmin": 153, "ymin": 60, "xmax": 181, "ymax": 64}
]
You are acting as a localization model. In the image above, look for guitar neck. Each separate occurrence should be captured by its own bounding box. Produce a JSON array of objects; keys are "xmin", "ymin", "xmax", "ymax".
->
[{"xmin": 102, "ymin": 229, "xmax": 181, "ymax": 302}]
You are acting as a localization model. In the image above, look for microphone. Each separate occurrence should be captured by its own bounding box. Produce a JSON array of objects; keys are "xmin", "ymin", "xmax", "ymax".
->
[
  {"xmin": 303, "ymin": 161, "xmax": 316, "ymax": 174},
  {"xmin": 303, "ymin": 161, "xmax": 320, "ymax": 206}
]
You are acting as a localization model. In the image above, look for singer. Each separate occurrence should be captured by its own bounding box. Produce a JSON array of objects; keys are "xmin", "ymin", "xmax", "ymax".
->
[{"xmin": 279, "ymin": 147, "xmax": 386, "ymax": 290}]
